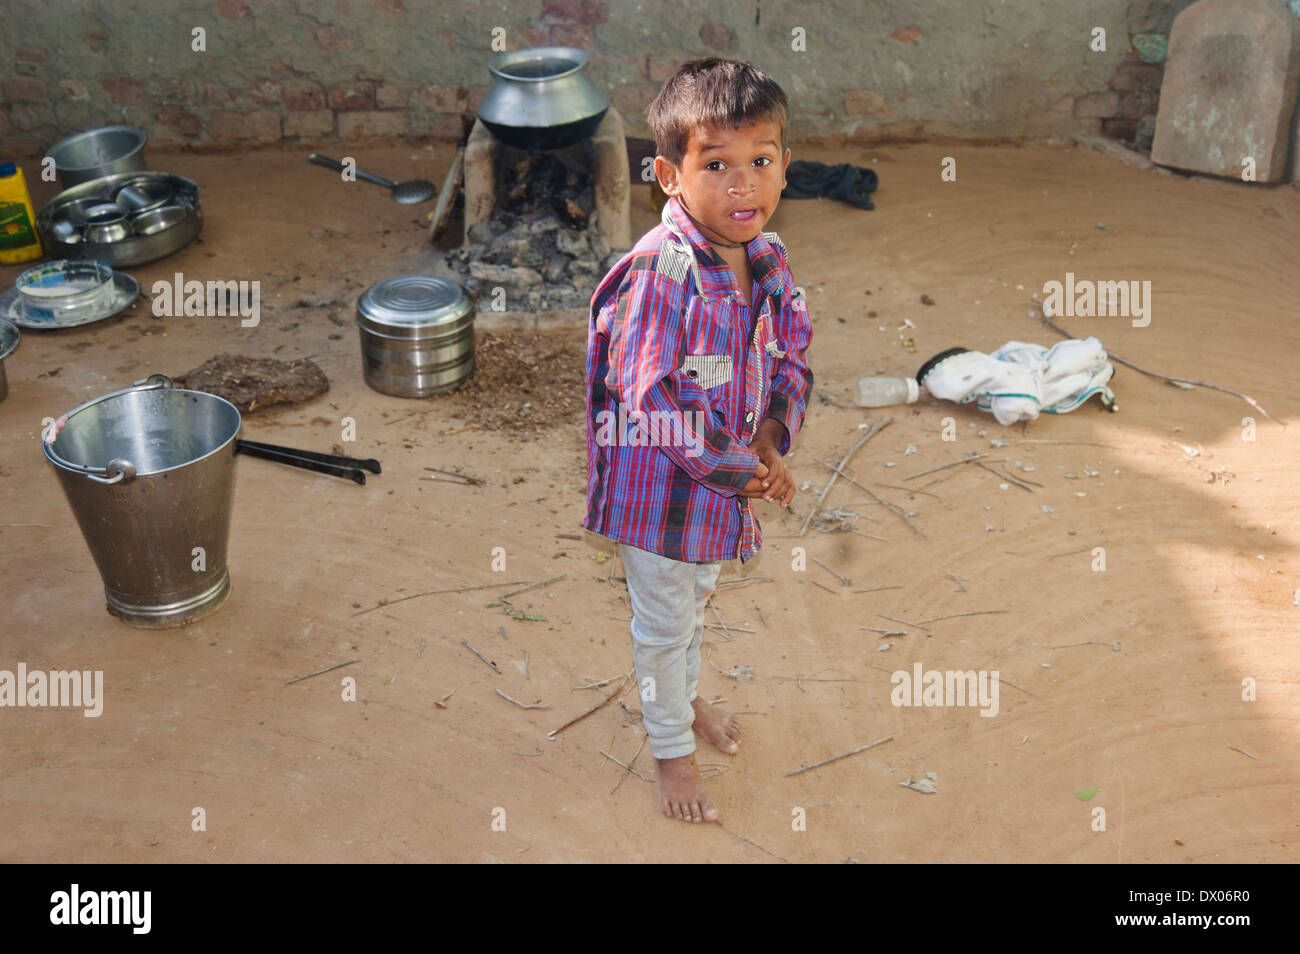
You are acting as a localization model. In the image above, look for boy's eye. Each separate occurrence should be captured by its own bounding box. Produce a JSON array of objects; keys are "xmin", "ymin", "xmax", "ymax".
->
[{"xmin": 706, "ymin": 157, "xmax": 771, "ymax": 170}]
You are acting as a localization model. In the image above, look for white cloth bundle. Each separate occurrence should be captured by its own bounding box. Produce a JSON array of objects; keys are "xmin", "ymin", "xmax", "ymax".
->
[{"xmin": 919, "ymin": 337, "xmax": 1116, "ymax": 426}]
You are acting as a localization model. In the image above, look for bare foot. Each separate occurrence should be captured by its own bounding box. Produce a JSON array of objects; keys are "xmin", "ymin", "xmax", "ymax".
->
[
  {"xmin": 691, "ymin": 697, "xmax": 741, "ymax": 754},
  {"xmin": 655, "ymin": 753, "xmax": 719, "ymax": 823}
]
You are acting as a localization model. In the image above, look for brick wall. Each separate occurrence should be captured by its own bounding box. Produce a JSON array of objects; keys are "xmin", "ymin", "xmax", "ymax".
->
[{"xmin": 0, "ymin": 0, "xmax": 1250, "ymax": 157}]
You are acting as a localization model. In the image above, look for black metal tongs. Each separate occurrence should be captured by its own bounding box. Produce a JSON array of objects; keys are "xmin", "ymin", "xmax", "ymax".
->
[{"xmin": 234, "ymin": 439, "xmax": 382, "ymax": 485}]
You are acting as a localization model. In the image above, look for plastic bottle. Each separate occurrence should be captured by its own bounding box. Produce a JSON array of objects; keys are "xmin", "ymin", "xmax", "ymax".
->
[
  {"xmin": 854, "ymin": 376, "xmax": 921, "ymax": 407},
  {"xmin": 0, "ymin": 162, "xmax": 43, "ymax": 264}
]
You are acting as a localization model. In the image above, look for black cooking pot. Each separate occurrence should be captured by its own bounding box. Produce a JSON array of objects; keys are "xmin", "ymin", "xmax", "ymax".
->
[{"xmin": 477, "ymin": 46, "xmax": 609, "ymax": 151}]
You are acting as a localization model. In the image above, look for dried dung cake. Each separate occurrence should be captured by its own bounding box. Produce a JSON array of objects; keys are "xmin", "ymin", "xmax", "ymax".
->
[{"xmin": 175, "ymin": 354, "xmax": 329, "ymax": 414}]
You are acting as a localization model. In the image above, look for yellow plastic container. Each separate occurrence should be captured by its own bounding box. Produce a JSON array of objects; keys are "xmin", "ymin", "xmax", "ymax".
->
[{"xmin": 0, "ymin": 162, "xmax": 43, "ymax": 264}]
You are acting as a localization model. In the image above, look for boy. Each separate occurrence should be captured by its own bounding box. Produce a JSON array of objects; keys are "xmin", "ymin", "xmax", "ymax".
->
[{"xmin": 584, "ymin": 59, "xmax": 813, "ymax": 823}]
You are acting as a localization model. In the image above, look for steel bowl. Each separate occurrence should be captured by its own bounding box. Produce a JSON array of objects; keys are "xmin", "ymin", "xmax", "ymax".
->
[
  {"xmin": 46, "ymin": 126, "xmax": 148, "ymax": 187},
  {"xmin": 61, "ymin": 196, "xmax": 105, "ymax": 226},
  {"xmin": 477, "ymin": 47, "xmax": 609, "ymax": 151},
  {"xmin": 114, "ymin": 176, "xmax": 173, "ymax": 213},
  {"xmin": 49, "ymin": 219, "xmax": 82, "ymax": 244},
  {"xmin": 85, "ymin": 204, "xmax": 127, "ymax": 224},
  {"xmin": 37, "ymin": 172, "xmax": 203, "ymax": 267},
  {"xmin": 131, "ymin": 205, "xmax": 188, "ymax": 236},
  {"xmin": 86, "ymin": 220, "xmax": 131, "ymax": 243}
]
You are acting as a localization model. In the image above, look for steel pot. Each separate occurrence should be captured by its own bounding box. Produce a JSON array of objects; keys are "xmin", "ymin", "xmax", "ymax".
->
[
  {"xmin": 477, "ymin": 46, "xmax": 609, "ymax": 151},
  {"xmin": 46, "ymin": 126, "xmax": 148, "ymax": 187}
]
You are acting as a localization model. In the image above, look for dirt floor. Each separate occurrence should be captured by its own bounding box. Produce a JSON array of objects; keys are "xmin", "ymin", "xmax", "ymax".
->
[{"xmin": 1, "ymin": 141, "xmax": 1297, "ymax": 862}]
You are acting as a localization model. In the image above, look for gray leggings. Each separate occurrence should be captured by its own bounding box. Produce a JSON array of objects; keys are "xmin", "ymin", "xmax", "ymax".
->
[{"xmin": 618, "ymin": 542, "xmax": 724, "ymax": 760}]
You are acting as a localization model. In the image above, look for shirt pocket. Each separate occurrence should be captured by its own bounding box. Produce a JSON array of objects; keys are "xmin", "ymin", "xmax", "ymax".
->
[{"xmin": 680, "ymin": 353, "xmax": 734, "ymax": 390}]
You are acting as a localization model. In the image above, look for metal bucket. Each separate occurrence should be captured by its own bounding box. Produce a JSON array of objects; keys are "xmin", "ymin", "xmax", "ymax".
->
[
  {"xmin": 356, "ymin": 275, "xmax": 475, "ymax": 397},
  {"xmin": 42, "ymin": 374, "xmax": 240, "ymax": 628}
]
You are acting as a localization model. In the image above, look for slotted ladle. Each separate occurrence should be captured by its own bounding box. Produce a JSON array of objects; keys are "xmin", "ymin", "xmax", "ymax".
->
[{"xmin": 307, "ymin": 153, "xmax": 436, "ymax": 204}]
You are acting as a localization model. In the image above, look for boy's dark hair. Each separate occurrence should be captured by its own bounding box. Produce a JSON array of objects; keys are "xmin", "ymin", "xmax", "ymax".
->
[{"xmin": 647, "ymin": 58, "xmax": 789, "ymax": 166}]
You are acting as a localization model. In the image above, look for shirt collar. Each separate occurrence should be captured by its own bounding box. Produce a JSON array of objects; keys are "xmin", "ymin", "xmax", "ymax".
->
[{"xmin": 662, "ymin": 196, "xmax": 785, "ymax": 300}]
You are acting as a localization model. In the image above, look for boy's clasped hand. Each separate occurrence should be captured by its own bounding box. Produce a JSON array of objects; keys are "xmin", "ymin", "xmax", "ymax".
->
[{"xmin": 741, "ymin": 425, "xmax": 795, "ymax": 507}]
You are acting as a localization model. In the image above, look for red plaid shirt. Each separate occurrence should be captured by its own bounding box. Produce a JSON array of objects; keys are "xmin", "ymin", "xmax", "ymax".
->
[{"xmin": 584, "ymin": 196, "xmax": 814, "ymax": 563}]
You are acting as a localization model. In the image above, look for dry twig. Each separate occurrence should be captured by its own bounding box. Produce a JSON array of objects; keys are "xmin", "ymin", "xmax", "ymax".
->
[
  {"xmin": 786, "ymin": 736, "xmax": 893, "ymax": 776},
  {"xmin": 461, "ymin": 639, "xmax": 502, "ymax": 674},
  {"xmin": 495, "ymin": 689, "xmax": 550, "ymax": 709},
  {"xmin": 286, "ymin": 659, "xmax": 360, "ymax": 685},
  {"xmin": 548, "ymin": 672, "xmax": 633, "ymax": 738},
  {"xmin": 1037, "ymin": 305, "xmax": 1277, "ymax": 422},
  {"xmin": 799, "ymin": 418, "xmax": 892, "ymax": 535}
]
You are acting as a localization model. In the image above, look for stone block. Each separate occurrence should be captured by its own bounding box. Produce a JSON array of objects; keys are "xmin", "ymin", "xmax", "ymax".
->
[
  {"xmin": 1151, "ymin": 0, "xmax": 1300, "ymax": 182},
  {"xmin": 463, "ymin": 117, "xmax": 501, "ymax": 246},
  {"xmin": 590, "ymin": 105, "xmax": 631, "ymax": 250}
]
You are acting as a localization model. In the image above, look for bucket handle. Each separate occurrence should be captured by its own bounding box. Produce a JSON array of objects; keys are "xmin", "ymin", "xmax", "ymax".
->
[{"xmin": 43, "ymin": 374, "xmax": 173, "ymax": 484}]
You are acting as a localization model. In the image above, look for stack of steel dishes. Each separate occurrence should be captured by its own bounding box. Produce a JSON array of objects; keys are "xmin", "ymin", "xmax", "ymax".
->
[
  {"xmin": 45, "ymin": 125, "xmax": 148, "ymax": 187},
  {"xmin": 355, "ymin": 275, "xmax": 476, "ymax": 397},
  {"xmin": 0, "ymin": 259, "xmax": 140, "ymax": 330},
  {"xmin": 36, "ymin": 171, "xmax": 202, "ymax": 267}
]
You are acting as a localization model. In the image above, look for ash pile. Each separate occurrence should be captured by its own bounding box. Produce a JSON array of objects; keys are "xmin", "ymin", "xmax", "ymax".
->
[{"xmin": 444, "ymin": 151, "xmax": 626, "ymax": 312}]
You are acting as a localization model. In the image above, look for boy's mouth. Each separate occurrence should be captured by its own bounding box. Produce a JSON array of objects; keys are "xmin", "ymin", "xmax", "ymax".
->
[{"xmin": 729, "ymin": 208, "xmax": 757, "ymax": 224}]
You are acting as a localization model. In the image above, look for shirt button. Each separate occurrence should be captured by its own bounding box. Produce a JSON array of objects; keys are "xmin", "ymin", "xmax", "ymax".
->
[{"xmin": 745, "ymin": 411, "xmax": 755, "ymax": 424}]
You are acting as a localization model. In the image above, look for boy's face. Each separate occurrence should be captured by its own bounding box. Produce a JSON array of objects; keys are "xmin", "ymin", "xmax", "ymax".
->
[{"xmin": 655, "ymin": 118, "xmax": 791, "ymax": 248}]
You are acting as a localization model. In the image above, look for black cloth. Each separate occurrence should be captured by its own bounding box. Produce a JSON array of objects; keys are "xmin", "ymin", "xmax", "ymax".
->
[{"xmin": 781, "ymin": 161, "xmax": 878, "ymax": 210}]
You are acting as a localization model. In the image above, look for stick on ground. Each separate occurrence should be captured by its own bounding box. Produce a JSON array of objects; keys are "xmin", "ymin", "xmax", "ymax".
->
[
  {"xmin": 286, "ymin": 659, "xmax": 360, "ymax": 685},
  {"xmin": 353, "ymin": 580, "xmax": 531, "ymax": 616},
  {"xmin": 547, "ymin": 671, "xmax": 633, "ymax": 738},
  {"xmin": 611, "ymin": 732, "xmax": 648, "ymax": 794},
  {"xmin": 904, "ymin": 453, "xmax": 987, "ymax": 480},
  {"xmin": 799, "ymin": 418, "xmax": 892, "ymax": 536},
  {"xmin": 786, "ymin": 736, "xmax": 893, "ymax": 776},
  {"xmin": 500, "ymin": 574, "xmax": 567, "ymax": 601},
  {"xmin": 461, "ymin": 639, "xmax": 502, "ymax": 674},
  {"xmin": 1037, "ymin": 303, "xmax": 1276, "ymax": 422},
  {"xmin": 495, "ymin": 689, "xmax": 550, "ymax": 709}
]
